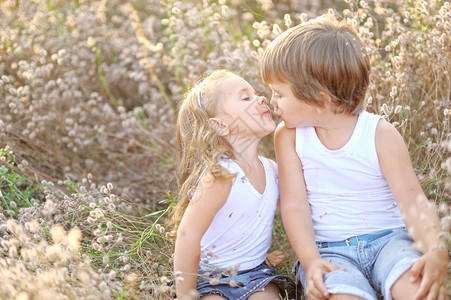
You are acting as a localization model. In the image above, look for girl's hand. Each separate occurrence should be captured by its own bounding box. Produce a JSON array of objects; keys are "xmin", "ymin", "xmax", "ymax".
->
[
  {"xmin": 305, "ymin": 258, "xmax": 344, "ymax": 300},
  {"xmin": 265, "ymin": 250, "xmax": 287, "ymax": 267},
  {"xmin": 410, "ymin": 248, "xmax": 449, "ymax": 300}
]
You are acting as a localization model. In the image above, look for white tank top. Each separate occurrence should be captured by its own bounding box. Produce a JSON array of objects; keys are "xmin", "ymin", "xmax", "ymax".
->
[
  {"xmin": 296, "ymin": 111, "xmax": 405, "ymax": 242},
  {"xmin": 198, "ymin": 156, "xmax": 279, "ymax": 271}
]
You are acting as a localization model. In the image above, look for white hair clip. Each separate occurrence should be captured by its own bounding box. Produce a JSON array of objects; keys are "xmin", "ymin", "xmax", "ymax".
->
[{"xmin": 195, "ymin": 85, "xmax": 203, "ymax": 109}]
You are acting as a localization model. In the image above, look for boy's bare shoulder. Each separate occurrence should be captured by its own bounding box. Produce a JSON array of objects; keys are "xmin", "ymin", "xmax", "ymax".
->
[
  {"xmin": 275, "ymin": 122, "xmax": 295, "ymax": 140},
  {"xmin": 375, "ymin": 118, "xmax": 408, "ymax": 156},
  {"xmin": 375, "ymin": 118, "xmax": 403, "ymax": 141}
]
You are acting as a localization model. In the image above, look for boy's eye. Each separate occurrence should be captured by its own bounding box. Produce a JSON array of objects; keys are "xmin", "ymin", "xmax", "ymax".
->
[{"xmin": 242, "ymin": 96, "xmax": 251, "ymax": 101}]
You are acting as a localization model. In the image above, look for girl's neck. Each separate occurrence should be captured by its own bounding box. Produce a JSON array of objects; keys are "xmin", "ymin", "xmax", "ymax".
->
[
  {"xmin": 231, "ymin": 139, "xmax": 260, "ymax": 170},
  {"xmin": 227, "ymin": 135, "xmax": 267, "ymax": 193}
]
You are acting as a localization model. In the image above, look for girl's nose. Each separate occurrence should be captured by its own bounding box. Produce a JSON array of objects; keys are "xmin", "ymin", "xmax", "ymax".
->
[{"xmin": 257, "ymin": 96, "xmax": 267, "ymax": 105}]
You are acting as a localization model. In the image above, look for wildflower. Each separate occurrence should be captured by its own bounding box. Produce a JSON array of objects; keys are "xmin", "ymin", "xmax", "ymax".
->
[
  {"xmin": 252, "ymin": 39, "xmax": 260, "ymax": 47},
  {"xmin": 77, "ymin": 270, "xmax": 90, "ymax": 284},
  {"xmin": 381, "ymin": 103, "xmax": 391, "ymax": 115},
  {"xmin": 106, "ymin": 221, "xmax": 113, "ymax": 229},
  {"xmin": 51, "ymin": 225, "xmax": 66, "ymax": 243},
  {"xmin": 8, "ymin": 246, "xmax": 18, "ymax": 258},
  {"xmin": 284, "ymin": 14, "xmax": 292, "ymax": 28},
  {"xmin": 67, "ymin": 227, "xmax": 82, "ymax": 251},
  {"xmin": 299, "ymin": 13, "xmax": 308, "ymax": 23},
  {"xmin": 124, "ymin": 270, "xmax": 135, "ymax": 280},
  {"xmin": 229, "ymin": 279, "xmax": 238, "ymax": 287},
  {"xmin": 1, "ymin": 240, "xmax": 9, "ymax": 250},
  {"xmin": 394, "ymin": 105, "xmax": 402, "ymax": 114},
  {"xmin": 108, "ymin": 270, "xmax": 116, "ymax": 280},
  {"xmin": 92, "ymin": 242, "xmax": 102, "ymax": 252}
]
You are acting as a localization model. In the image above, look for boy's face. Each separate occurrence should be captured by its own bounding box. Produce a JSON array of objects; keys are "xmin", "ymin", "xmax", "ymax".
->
[{"xmin": 268, "ymin": 81, "xmax": 321, "ymax": 129}]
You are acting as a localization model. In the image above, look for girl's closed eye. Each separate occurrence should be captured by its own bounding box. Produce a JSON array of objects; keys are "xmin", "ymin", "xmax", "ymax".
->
[{"xmin": 241, "ymin": 93, "xmax": 257, "ymax": 101}]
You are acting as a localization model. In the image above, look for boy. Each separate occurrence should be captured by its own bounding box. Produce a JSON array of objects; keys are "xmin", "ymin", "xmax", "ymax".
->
[{"xmin": 261, "ymin": 14, "xmax": 448, "ymax": 300}]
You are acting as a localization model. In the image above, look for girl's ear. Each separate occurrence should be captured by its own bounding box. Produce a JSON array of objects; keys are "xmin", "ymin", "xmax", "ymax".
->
[{"xmin": 209, "ymin": 118, "xmax": 230, "ymax": 136}]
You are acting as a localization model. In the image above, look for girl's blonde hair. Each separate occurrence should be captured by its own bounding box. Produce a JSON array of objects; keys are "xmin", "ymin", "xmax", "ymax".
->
[{"xmin": 170, "ymin": 70, "xmax": 238, "ymax": 237}]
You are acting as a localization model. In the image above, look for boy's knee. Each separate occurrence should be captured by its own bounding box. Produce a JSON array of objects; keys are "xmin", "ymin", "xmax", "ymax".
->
[{"xmin": 390, "ymin": 269, "xmax": 420, "ymax": 300}]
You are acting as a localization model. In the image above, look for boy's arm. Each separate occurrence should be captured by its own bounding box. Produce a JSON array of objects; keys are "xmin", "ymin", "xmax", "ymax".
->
[
  {"xmin": 376, "ymin": 119, "xmax": 449, "ymax": 300},
  {"xmin": 275, "ymin": 123, "xmax": 341, "ymax": 300},
  {"xmin": 173, "ymin": 171, "xmax": 232, "ymax": 300}
]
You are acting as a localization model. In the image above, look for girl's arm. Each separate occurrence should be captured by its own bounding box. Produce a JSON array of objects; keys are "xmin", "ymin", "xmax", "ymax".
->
[
  {"xmin": 376, "ymin": 119, "xmax": 449, "ymax": 300},
  {"xmin": 275, "ymin": 123, "xmax": 340, "ymax": 300},
  {"xmin": 174, "ymin": 170, "xmax": 232, "ymax": 300}
]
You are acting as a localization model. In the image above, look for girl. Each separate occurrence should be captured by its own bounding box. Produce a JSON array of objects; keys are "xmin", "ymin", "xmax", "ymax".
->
[{"xmin": 172, "ymin": 70, "xmax": 295, "ymax": 300}]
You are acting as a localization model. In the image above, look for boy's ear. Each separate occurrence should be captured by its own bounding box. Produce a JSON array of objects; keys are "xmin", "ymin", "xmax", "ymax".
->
[
  {"xmin": 209, "ymin": 118, "xmax": 230, "ymax": 136},
  {"xmin": 317, "ymin": 91, "xmax": 332, "ymax": 112}
]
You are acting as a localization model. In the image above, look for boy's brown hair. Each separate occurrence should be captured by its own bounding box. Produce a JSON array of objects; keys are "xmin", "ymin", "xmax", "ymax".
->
[{"xmin": 261, "ymin": 14, "xmax": 370, "ymax": 114}]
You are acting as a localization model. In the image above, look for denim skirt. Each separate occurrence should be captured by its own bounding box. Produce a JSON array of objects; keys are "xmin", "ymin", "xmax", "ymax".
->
[{"xmin": 196, "ymin": 261, "xmax": 298, "ymax": 300}]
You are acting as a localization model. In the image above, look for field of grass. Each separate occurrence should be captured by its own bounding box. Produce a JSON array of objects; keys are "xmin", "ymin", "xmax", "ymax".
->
[{"xmin": 0, "ymin": 0, "xmax": 449, "ymax": 299}]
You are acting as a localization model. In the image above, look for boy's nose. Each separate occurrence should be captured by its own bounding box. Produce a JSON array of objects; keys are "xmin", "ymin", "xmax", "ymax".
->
[{"xmin": 270, "ymin": 96, "xmax": 277, "ymax": 108}]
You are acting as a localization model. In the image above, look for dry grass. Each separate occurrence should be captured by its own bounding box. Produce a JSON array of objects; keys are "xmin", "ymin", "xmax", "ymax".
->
[{"xmin": 0, "ymin": 0, "xmax": 449, "ymax": 298}]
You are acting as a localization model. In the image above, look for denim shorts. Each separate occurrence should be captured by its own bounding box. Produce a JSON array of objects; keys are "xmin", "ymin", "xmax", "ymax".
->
[
  {"xmin": 294, "ymin": 229, "xmax": 421, "ymax": 300},
  {"xmin": 196, "ymin": 261, "xmax": 297, "ymax": 300}
]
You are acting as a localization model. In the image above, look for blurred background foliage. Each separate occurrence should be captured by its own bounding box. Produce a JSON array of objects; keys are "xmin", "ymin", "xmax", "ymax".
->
[{"xmin": 0, "ymin": 0, "xmax": 449, "ymax": 298}]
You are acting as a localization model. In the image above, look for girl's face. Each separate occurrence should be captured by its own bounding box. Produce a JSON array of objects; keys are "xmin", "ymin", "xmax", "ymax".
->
[
  {"xmin": 268, "ymin": 81, "xmax": 321, "ymax": 129},
  {"xmin": 215, "ymin": 76, "xmax": 276, "ymax": 141}
]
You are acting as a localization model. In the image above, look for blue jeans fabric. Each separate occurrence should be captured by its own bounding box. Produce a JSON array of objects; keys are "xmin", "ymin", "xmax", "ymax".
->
[
  {"xmin": 196, "ymin": 261, "xmax": 297, "ymax": 299},
  {"xmin": 294, "ymin": 229, "xmax": 421, "ymax": 300}
]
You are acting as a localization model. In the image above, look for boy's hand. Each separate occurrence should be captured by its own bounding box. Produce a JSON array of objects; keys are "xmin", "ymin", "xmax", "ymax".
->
[
  {"xmin": 305, "ymin": 258, "xmax": 344, "ymax": 300},
  {"xmin": 410, "ymin": 249, "xmax": 449, "ymax": 300}
]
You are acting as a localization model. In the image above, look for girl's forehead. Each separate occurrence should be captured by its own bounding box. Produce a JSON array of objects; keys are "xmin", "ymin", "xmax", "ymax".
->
[{"xmin": 219, "ymin": 76, "xmax": 253, "ymax": 94}]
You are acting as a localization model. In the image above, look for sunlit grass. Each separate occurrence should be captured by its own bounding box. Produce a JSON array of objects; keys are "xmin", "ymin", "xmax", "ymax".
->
[{"xmin": 0, "ymin": 0, "xmax": 449, "ymax": 298}]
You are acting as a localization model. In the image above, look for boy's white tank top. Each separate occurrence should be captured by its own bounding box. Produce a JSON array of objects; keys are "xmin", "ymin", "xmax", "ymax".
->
[
  {"xmin": 296, "ymin": 111, "xmax": 405, "ymax": 242},
  {"xmin": 198, "ymin": 156, "xmax": 279, "ymax": 271}
]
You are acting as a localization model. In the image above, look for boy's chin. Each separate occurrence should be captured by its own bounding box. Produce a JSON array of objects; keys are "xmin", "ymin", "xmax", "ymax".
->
[{"xmin": 280, "ymin": 120, "xmax": 295, "ymax": 129}]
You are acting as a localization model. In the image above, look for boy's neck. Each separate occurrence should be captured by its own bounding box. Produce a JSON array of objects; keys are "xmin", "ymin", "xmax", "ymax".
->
[{"xmin": 314, "ymin": 112, "xmax": 359, "ymax": 151}]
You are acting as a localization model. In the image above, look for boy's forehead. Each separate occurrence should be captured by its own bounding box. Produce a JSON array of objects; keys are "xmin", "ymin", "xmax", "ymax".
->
[{"xmin": 269, "ymin": 80, "xmax": 289, "ymax": 90}]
